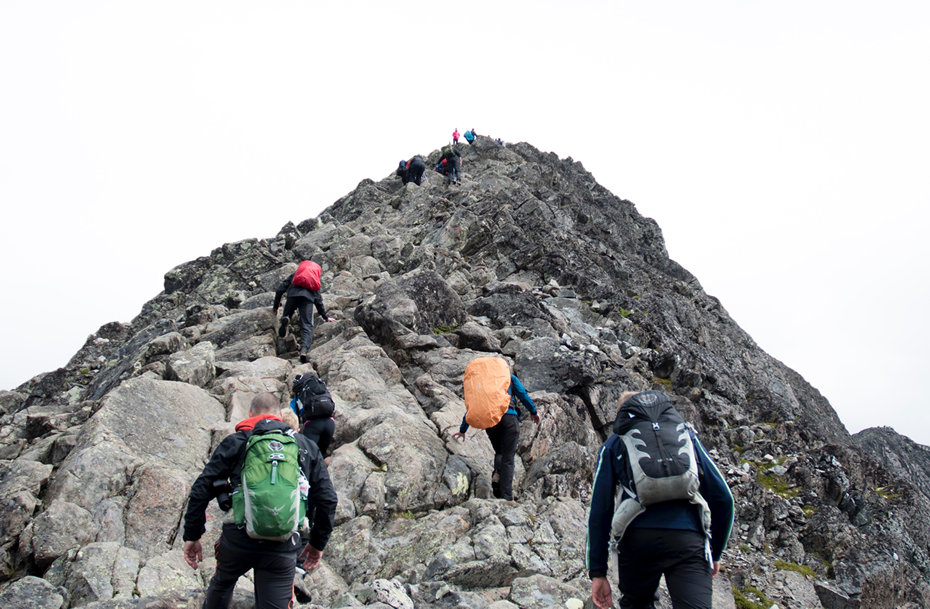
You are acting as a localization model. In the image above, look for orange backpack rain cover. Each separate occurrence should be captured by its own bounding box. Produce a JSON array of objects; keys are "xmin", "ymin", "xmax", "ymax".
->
[{"xmin": 463, "ymin": 357, "xmax": 512, "ymax": 429}]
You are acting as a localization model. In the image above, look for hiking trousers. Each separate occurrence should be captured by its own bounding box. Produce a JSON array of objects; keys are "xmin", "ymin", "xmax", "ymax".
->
[
  {"xmin": 615, "ymin": 528, "xmax": 712, "ymax": 609},
  {"xmin": 486, "ymin": 413, "xmax": 520, "ymax": 500},
  {"xmin": 204, "ymin": 524, "xmax": 300, "ymax": 609},
  {"xmin": 282, "ymin": 296, "xmax": 315, "ymax": 352},
  {"xmin": 301, "ymin": 417, "xmax": 335, "ymax": 455}
]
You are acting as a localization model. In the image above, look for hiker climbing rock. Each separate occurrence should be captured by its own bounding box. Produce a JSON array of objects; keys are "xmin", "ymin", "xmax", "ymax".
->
[
  {"xmin": 396, "ymin": 159, "xmax": 409, "ymax": 184},
  {"xmin": 464, "ymin": 128, "xmax": 476, "ymax": 144},
  {"xmin": 452, "ymin": 357, "xmax": 540, "ymax": 500},
  {"xmin": 439, "ymin": 145, "xmax": 462, "ymax": 185},
  {"xmin": 586, "ymin": 391, "xmax": 734, "ymax": 609},
  {"xmin": 452, "ymin": 128, "xmax": 460, "ymax": 144},
  {"xmin": 273, "ymin": 260, "xmax": 336, "ymax": 363},
  {"xmin": 406, "ymin": 156, "xmax": 426, "ymax": 186},
  {"xmin": 182, "ymin": 392, "xmax": 338, "ymax": 609},
  {"xmin": 292, "ymin": 372, "xmax": 336, "ymax": 457}
]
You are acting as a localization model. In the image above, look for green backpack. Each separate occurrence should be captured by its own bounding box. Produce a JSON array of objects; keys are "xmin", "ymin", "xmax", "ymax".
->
[{"xmin": 231, "ymin": 430, "xmax": 308, "ymax": 541}]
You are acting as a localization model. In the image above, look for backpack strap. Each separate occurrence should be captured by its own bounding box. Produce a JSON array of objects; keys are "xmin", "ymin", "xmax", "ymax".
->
[{"xmin": 230, "ymin": 429, "xmax": 254, "ymax": 481}]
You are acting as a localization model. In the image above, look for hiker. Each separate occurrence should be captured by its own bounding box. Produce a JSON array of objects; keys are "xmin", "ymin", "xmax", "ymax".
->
[
  {"xmin": 586, "ymin": 391, "xmax": 734, "ymax": 609},
  {"xmin": 292, "ymin": 372, "xmax": 335, "ymax": 457},
  {"xmin": 407, "ymin": 156, "xmax": 426, "ymax": 186},
  {"xmin": 452, "ymin": 128, "xmax": 460, "ymax": 144},
  {"xmin": 281, "ymin": 407, "xmax": 301, "ymax": 433},
  {"xmin": 273, "ymin": 261, "xmax": 336, "ymax": 363},
  {"xmin": 452, "ymin": 357, "xmax": 540, "ymax": 500},
  {"xmin": 182, "ymin": 392, "xmax": 338, "ymax": 609},
  {"xmin": 464, "ymin": 129, "xmax": 476, "ymax": 144},
  {"xmin": 439, "ymin": 145, "xmax": 462, "ymax": 184},
  {"xmin": 396, "ymin": 159, "xmax": 409, "ymax": 184}
]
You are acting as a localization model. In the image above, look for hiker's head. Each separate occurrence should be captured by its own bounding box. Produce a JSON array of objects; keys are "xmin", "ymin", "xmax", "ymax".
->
[
  {"xmin": 280, "ymin": 408, "xmax": 300, "ymax": 432},
  {"xmin": 249, "ymin": 392, "xmax": 281, "ymax": 417},
  {"xmin": 616, "ymin": 391, "xmax": 640, "ymax": 412}
]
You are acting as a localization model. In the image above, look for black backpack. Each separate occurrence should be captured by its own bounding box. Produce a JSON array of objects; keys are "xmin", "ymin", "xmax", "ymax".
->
[
  {"xmin": 609, "ymin": 391, "xmax": 710, "ymax": 542},
  {"xmin": 293, "ymin": 373, "xmax": 336, "ymax": 421}
]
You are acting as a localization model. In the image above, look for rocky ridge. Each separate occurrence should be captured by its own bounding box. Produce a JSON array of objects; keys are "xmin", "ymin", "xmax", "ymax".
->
[{"xmin": 1, "ymin": 135, "xmax": 928, "ymax": 608}]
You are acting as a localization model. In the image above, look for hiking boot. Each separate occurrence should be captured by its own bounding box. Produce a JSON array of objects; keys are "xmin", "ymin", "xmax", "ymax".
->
[
  {"xmin": 278, "ymin": 318, "xmax": 289, "ymax": 338},
  {"xmin": 299, "ymin": 350, "xmax": 308, "ymax": 363}
]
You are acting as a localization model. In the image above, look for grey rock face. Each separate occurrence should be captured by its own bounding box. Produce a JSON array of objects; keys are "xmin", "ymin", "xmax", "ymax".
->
[{"xmin": 3, "ymin": 140, "xmax": 929, "ymax": 608}]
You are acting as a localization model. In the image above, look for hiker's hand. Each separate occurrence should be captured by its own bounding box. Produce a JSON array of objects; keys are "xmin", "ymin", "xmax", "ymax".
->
[
  {"xmin": 183, "ymin": 540, "xmax": 202, "ymax": 570},
  {"xmin": 273, "ymin": 308, "xmax": 278, "ymax": 316},
  {"xmin": 451, "ymin": 431, "xmax": 466, "ymax": 442},
  {"xmin": 531, "ymin": 414, "xmax": 540, "ymax": 425},
  {"xmin": 712, "ymin": 561, "xmax": 720, "ymax": 578},
  {"xmin": 299, "ymin": 544, "xmax": 322, "ymax": 570},
  {"xmin": 326, "ymin": 317, "xmax": 336, "ymax": 322},
  {"xmin": 591, "ymin": 576, "xmax": 612, "ymax": 609}
]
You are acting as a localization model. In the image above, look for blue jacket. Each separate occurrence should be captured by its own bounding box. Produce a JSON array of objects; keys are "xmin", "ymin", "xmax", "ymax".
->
[
  {"xmin": 459, "ymin": 375, "xmax": 537, "ymax": 434},
  {"xmin": 585, "ymin": 422, "xmax": 734, "ymax": 578}
]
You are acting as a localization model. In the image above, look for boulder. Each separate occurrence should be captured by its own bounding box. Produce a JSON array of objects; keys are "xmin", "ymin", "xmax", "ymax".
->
[
  {"xmin": 355, "ymin": 269, "xmax": 468, "ymax": 348},
  {"xmin": 0, "ymin": 575, "xmax": 65, "ymax": 608},
  {"xmin": 31, "ymin": 500, "xmax": 95, "ymax": 566},
  {"xmin": 165, "ymin": 341, "xmax": 216, "ymax": 387}
]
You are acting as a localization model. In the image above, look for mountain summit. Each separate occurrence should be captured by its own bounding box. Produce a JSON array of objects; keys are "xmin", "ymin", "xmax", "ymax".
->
[{"xmin": 1, "ymin": 136, "xmax": 927, "ymax": 607}]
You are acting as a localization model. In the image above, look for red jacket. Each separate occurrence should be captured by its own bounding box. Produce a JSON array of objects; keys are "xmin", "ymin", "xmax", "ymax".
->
[
  {"xmin": 453, "ymin": 130, "xmax": 460, "ymax": 140},
  {"xmin": 235, "ymin": 413, "xmax": 281, "ymax": 432}
]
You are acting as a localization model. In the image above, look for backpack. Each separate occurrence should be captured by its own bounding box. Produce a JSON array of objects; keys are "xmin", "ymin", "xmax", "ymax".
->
[
  {"xmin": 463, "ymin": 357, "xmax": 512, "ymax": 429},
  {"xmin": 609, "ymin": 391, "xmax": 711, "ymax": 542},
  {"xmin": 294, "ymin": 373, "xmax": 335, "ymax": 421},
  {"xmin": 292, "ymin": 261, "xmax": 322, "ymax": 291},
  {"xmin": 441, "ymin": 145, "xmax": 454, "ymax": 159},
  {"xmin": 231, "ymin": 428, "xmax": 308, "ymax": 541}
]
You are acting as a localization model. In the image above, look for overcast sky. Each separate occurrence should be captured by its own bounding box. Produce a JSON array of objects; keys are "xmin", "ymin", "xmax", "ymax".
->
[{"xmin": 2, "ymin": 1, "xmax": 928, "ymax": 445}]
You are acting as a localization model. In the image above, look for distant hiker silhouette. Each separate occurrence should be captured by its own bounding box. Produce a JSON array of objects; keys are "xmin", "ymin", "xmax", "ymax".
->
[
  {"xmin": 452, "ymin": 128, "xmax": 460, "ymax": 144},
  {"xmin": 452, "ymin": 357, "xmax": 540, "ymax": 500},
  {"xmin": 439, "ymin": 145, "xmax": 462, "ymax": 185},
  {"xmin": 407, "ymin": 156, "xmax": 426, "ymax": 186},
  {"xmin": 396, "ymin": 159, "xmax": 409, "ymax": 184},
  {"xmin": 182, "ymin": 392, "xmax": 337, "ymax": 609},
  {"xmin": 464, "ymin": 129, "xmax": 476, "ymax": 144},
  {"xmin": 274, "ymin": 261, "xmax": 336, "ymax": 363}
]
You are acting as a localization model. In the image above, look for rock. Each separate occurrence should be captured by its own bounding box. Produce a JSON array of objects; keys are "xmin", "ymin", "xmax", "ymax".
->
[
  {"xmin": 47, "ymin": 378, "xmax": 224, "ymax": 512},
  {"xmin": 165, "ymin": 341, "xmax": 216, "ymax": 387},
  {"xmin": 455, "ymin": 321, "xmax": 502, "ymax": 352},
  {"xmin": 0, "ymin": 575, "xmax": 65, "ymax": 608},
  {"xmin": 145, "ymin": 332, "xmax": 190, "ymax": 358},
  {"xmin": 31, "ymin": 500, "xmax": 96, "ymax": 566},
  {"xmin": 4, "ymin": 138, "xmax": 930, "ymax": 607},
  {"xmin": 135, "ymin": 550, "xmax": 202, "ymax": 598},
  {"xmin": 507, "ymin": 574, "xmax": 585, "ymax": 609},
  {"xmin": 355, "ymin": 268, "xmax": 468, "ymax": 348},
  {"xmin": 0, "ymin": 391, "xmax": 26, "ymax": 415}
]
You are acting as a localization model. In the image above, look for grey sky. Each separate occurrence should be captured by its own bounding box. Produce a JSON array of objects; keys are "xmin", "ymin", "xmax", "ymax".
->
[{"xmin": 2, "ymin": 1, "xmax": 928, "ymax": 444}]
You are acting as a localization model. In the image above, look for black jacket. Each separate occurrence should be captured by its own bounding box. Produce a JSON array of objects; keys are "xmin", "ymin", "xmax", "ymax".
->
[
  {"xmin": 273, "ymin": 274, "xmax": 328, "ymax": 318},
  {"xmin": 183, "ymin": 417, "xmax": 338, "ymax": 552}
]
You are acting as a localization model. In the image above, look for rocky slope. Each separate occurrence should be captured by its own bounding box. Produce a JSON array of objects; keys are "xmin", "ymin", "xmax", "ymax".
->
[{"xmin": 1, "ymin": 136, "xmax": 928, "ymax": 608}]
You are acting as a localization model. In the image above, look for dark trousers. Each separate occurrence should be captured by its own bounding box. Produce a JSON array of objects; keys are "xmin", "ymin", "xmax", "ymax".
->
[
  {"xmin": 282, "ymin": 296, "xmax": 315, "ymax": 352},
  {"xmin": 615, "ymin": 528, "xmax": 712, "ymax": 609},
  {"xmin": 204, "ymin": 525, "xmax": 300, "ymax": 609},
  {"xmin": 301, "ymin": 418, "xmax": 335, "ymax": 455},
  {"xmin": 485, "ymin": 414, "xmax": 520, "ymax": 500}
]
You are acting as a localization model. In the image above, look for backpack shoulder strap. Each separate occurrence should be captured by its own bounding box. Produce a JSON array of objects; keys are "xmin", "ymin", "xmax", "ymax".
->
[{"xmin": 231, "ymin": 430, "xmax": 254, "ymax": 479}]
